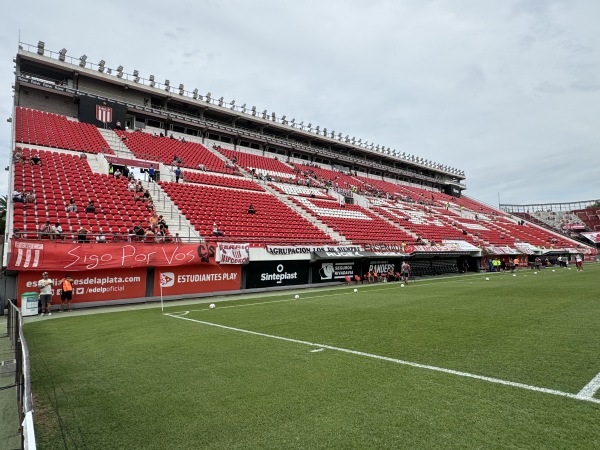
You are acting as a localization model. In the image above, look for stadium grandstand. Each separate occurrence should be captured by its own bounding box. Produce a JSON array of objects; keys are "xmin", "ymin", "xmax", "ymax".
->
[{"xmin": 2, "ymin": 40, "xmax": 599, "ymax": 448}]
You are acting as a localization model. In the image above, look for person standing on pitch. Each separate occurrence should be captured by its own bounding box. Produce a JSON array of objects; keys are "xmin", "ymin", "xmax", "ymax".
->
[
  {"xmin": 401, "ymin": 261, "xmax": 411, "ymax": 284},
  {"xmin": 59, "ymin": 274, "xmax": 74, "ymax": 312},
  {"xmin": 575, "ymin": 254, "xmax": 583, "ymax": 272},
  {"xmin": 38, "ymin": 272, "xmax": 54, "ymax": 316}
]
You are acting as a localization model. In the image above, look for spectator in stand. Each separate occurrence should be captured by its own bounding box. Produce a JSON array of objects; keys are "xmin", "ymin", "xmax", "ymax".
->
[
  {"xmin": 85, "ymin": 200, "xmax": 96, "ymax": 213},
  {"xmin": 172, "ymin": 232, "xmax": 182, "ymax": 243},
  {"xmin": 30, "ymin": 153, "xmax": 42, "ymax": 165},
  {"xmin": 148, "ymin": 164, "xmax": 155, "ymax": 182},
  {"xmin": 198, "ymin": 163, "xmax": 206, "ymax": 171},
  {"xmin": 115, "ymin": 120, "xmax": 122, "ymax": 130},
  {"xmin": 149, "ymin": 214, "xmax": 159, "ymax": 228},
  {"xmin": 108, "ymin": 164, "xmax": 114, "ymax": 176},
  {"xmin": 77, "ymin": 226, "xmax": 90, "ymax": 243},
  {"xmin": 96, "ymin": 229, "xmax": 107, "ymax": 243},
  {"xmin": 51, "ymin": 222, "xmax": 64, "ymax": 241},
  {"xmin": 24, "ymin": 191, "xmax": 35, "ymax": 204},
  {"xmin": 136, "ymin": 181, "xmax": 144, "ymax": 193},
  {"xmin": 247, "ymin": 204, "xmax": 256, "ymax": 214},
  {"xmin": 143, "ymin": 189, "xmax": 151, "ymax": 202},
  {"xmin": 144, "ymin": 228, "xmax": 155, "ymax": 243},
  {"xmin": 40, "ymin": 221, "xmax": 52, "ymax": 239},
  {"xmin": 114, "ymin": 168, "xmax": 122, "ymax": 179},
  {"xmin": 12, "ymin": 189, "xmax": 24, "ymax": 203},
  {"xmin": 134, "ymin": 223, "xmax": 145, "ymax": 241},
  {"xmin": 122, "ymin": 166, "xmax": 130, "ymax": 179},
  {"xmin": 212, "ymin": 223, "xmax": 224, "ymax": 237},
  {"xmin": 175, "ymin": 166, "xmax": 182, "ymax": 183},
  {"xmin": 147, "ymin": 200, "xmax": 155, "ymax": 213},
  {"xmin": 66, "ymin": 198, "xmax": 77, "ymax": 213},
  {"xmin": 13, "ymin": 148, "xmax": 25, "ymax": 164},
  {"xmin": 127, "ymin": 180, "xmax": 136, "ymax": 191},
  {"xmin": 158, "ymin": 216, "xmax": 168, "ymax": 230}
]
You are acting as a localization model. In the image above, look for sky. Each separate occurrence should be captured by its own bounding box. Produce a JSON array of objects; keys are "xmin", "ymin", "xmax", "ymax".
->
[{"xmin": 1, "ymin": 0, "xmax": 598, "ymax": 207}]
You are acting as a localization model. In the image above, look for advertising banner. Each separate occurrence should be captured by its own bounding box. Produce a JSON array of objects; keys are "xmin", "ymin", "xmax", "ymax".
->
[
  {"xmin": 155, "ymin": 264, "xmax": 241, "ymax": 296},
  {"xmin": 312, "ymin": 260, "xmax": 360, "ymax": 283},
  {"xmin": 217, "ymin": 243, "xmax": 250, "ymax": 264},
  {"xmin": 16, "ymin": 267, "xmax": 147, "ymax": 305},
  {"xmin": 8, "ymin": 240, "xmax": 208, "ymax": 271},
  {"xmin": 266, "ymin": 245, "xmax": 361, "ymax": 255},
  {"xmin": 246, "ymin": 261, "xmax": 309, "ymax": 288}
]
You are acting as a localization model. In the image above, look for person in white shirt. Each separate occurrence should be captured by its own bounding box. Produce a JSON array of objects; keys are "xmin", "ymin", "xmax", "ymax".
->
[
  {"xmin": 38, "ymin": 272, "xmax": 54, "ymax": 316},
  {"xmin": 96, "ymin": 229, "xmax": 106, "ymax": 243}
]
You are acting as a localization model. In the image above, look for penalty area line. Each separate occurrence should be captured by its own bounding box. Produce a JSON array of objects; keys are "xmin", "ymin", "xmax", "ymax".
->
[
  {"xmin": 577, "ymin": 372, "xmax": 600, "ymax": 399},
  {"xmin": 164, "ymin": 313, "xmax": 600, "ymax": 405}
]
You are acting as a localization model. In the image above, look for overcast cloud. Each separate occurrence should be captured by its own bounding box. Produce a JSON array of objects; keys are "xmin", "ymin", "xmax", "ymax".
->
[{"xmin": 1, "ymin": 0, "xmax": 598, "ymax": 206}]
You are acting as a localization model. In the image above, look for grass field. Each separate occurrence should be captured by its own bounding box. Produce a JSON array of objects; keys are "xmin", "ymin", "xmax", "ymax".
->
[{"xmin": 25, "ymin": 264, "xmax": 600, "ymax": 449}]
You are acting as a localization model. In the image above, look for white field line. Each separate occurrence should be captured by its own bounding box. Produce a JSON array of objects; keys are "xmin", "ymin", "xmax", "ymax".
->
[
  {"xmin": 164, "ymin": 312, "xmax": 600, "ymax": 405},
  {"xmin": 577, "ymin": 372, "xmax": 600, "ymax": 398},
  {"xmin": 166, "ymin": 276, "xmax": 485, "ymax": 315}
]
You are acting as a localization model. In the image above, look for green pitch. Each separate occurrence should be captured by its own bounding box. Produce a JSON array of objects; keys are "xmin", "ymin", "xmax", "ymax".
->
[{"xmin": 26, "ymin": 264, "xmax": 600, "ymax": 449}]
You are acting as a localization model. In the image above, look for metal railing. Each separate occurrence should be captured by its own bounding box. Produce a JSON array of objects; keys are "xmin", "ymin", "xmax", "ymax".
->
[{"xmin": 7, "ymin": 299, "xmax": 37, "ymax": 449}]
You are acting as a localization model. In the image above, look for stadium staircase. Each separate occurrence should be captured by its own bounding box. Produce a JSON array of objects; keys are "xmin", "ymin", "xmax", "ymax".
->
[
  {"xmin": 97, "ymin": 128, "xmax": 137, "ymax": 159},
  {"xmin": 141, "ymin": 179, "xmax": 202, "ymax": 242}
]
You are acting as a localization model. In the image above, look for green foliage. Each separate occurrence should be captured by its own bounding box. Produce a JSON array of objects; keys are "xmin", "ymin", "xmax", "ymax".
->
[
  {"xmin": 25, "ymin": 265, "xmax": 600, "ymax": 449},
  {"xmin": 587, "ymin": 200, "xmax": 600, "ymax": 209}
]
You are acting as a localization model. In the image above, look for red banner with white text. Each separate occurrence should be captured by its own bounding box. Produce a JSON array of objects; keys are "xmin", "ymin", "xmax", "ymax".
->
[
  {"xmin": 16, "ymin": 267, "xmax": 147, "ymax": 306},
  {"xmin": 8, "ymin": 240, "xmax": 216, "ymax": 271},
  {"xmin": 155, "ymin": 264, "xmax": 242, "ymax": 295}
]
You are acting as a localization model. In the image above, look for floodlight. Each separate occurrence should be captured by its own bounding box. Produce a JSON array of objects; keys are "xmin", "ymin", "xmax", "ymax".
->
[
  {"xmin": 37, "ymin": 41, "xmax": 45, "ymax": 55},
  {"xmin": 307, "ymin": 123, "xmax": 312, "ymax": 131},
  {"xmin": 262, "ymin": 110, "xmax": 267, "ymax": 119},
  {"xmin": 179, "ymin": 84, "xmax": 185, "ymax": 95},
  {"xmin": 164, "ymin": 79, "xmax": 170, "ymax": 91},
  {"xmin": 352, "ymin": 137, "xmax": 356, "ymax": 144},
  {"xmin": 58, "ymin": 48, "xmax": 67, "ymax": 62},
  {"xmin": 192, "ymin": 88, "xmax": 198, "ymax": 99},
  {"xmin": 299, "ymin": 121, "xmax": 304, "ymax": 129},
  {"xmin": 251, "ymin": 106, "xmax": 256, "ymax": 116},
  {"xmin": 149, "ymin": 74, "xmax": 155, "ymax": 87},
  {"xmin": 271, "ymin": 112, "xmax": 276, "ymax": 121},
  {"xmin": 133, "ymin": 70, "xmax": 140, "ymax": 82},
  {"xmin": 230, "ymin": 100, "xmax": 235, "ymax": 109},
  {"xmin": 79, "ymin": 54, "xmax": 87, "ymax": 67},
  {"xmin": 315, "ymin": 126, "xmax": 320, "ymax": 133},
  {"xmin": 117, "ymin": 65, "xmax": 124, "ymax": 78},
  {"xmin": 97, "ymin": 60, "xmax": 105, "ymax": 72},
  {"xmin": 323, "ymin": 128, "xmax": 327, "ymax": 136},
  {"xmin": 241, "ymin": 103, "xmax": 247, "ymax": 113},
  {"xmin": 206, "ymin": 92, "xmax": 211, "ymax": 102},
  {"xmin": 218, "ymin": 97, "xmax": 224, "ymax": 106},
  {"xmin": 281, "ymin": 115, "xmax": 286, "ymax": 122},
  {"xmin": 106, "ymin": 68, "xmax": 112, "ymax": 75}
]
